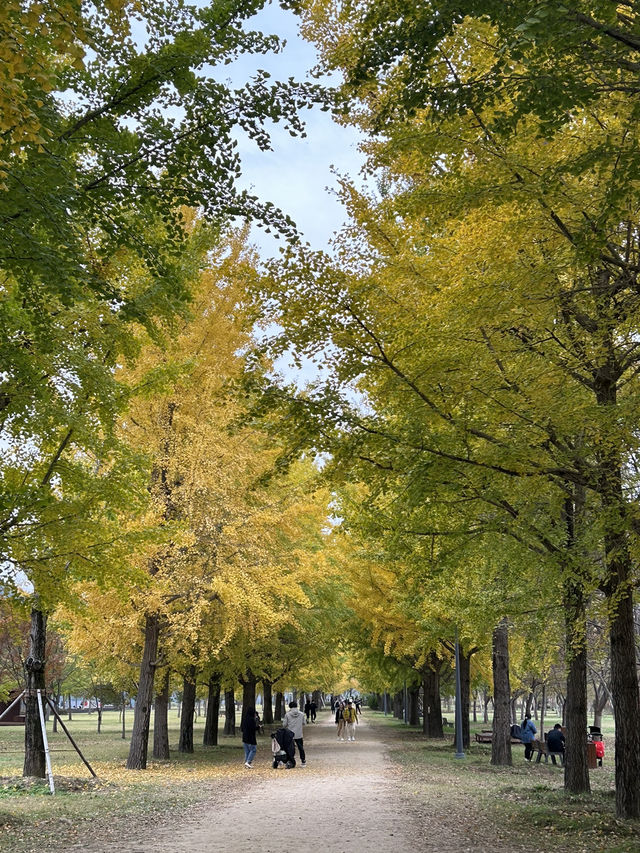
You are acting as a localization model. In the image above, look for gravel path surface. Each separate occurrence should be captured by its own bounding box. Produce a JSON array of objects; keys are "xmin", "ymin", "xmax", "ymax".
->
[{"xmin": 120, "ymin": 713, "xmax": 415, "ymax": 853}]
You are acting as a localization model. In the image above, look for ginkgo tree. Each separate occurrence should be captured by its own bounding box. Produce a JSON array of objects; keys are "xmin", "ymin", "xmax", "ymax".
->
[
  {"xmin": 102, "ymin": 226, "xmax": 340, "ymax": 769},
  {"xmin": 5, "ymin": 0, "xmax": 324, "ymax": 779},
  {"xmin": 258, "ymin": 4, "xmax": 640, "ymax": 811}
]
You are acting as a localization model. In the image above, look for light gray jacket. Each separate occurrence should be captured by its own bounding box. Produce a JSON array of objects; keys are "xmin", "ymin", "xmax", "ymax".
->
[{"xmin": 283, "ymin": 708, "xmax": 305, "ymax": 739}]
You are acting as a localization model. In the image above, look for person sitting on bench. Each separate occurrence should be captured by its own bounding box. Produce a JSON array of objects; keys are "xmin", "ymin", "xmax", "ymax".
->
[{"xmin": 546, "ymin": 724, "xmax": 565, "ymax": 765}]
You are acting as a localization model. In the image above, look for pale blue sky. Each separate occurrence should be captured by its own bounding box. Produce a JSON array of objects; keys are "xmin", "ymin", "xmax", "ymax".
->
[{"xmin": 216, "ymin": 3, "xmax": 364, "ymax": 255}]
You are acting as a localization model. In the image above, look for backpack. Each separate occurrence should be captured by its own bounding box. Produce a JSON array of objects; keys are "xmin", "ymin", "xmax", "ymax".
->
[{"xmin": 510, "ymin": 724, "xmax": 522, "ymax": 740}]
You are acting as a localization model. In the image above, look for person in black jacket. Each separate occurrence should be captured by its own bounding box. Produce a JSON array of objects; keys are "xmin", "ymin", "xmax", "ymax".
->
[
  {"xmin": 241, "ymin": 706, "xmax": 258, "ymax": 768},
  {"xmin": 546, "ymin": 724, "xmax": 565, "ymax": 765}
]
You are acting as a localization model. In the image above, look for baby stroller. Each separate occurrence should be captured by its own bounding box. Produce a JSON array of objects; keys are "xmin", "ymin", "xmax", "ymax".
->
[{"xmin": 271, "ymin": 728, "xmax": 296, "ymax": 769}]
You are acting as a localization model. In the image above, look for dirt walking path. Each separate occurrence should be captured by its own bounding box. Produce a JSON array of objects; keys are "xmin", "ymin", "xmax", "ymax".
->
[{"xmin": 112, "ymin": 712, "xmax": 418, "ymax": 853}]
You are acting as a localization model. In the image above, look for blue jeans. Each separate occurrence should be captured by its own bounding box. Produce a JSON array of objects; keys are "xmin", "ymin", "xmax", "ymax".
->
[{"xmin": 243, "ymin": 743, "xmax": 257, "ymax": 765}]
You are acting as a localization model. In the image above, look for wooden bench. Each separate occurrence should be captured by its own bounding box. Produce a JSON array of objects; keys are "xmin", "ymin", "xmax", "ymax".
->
[
  {"xmin": 474, "ymin": 731, "xmax": 493, "ymax": 743},
  {"xmin": 533, "ymin": 739, "xmax": 564, "ymax": 764},
  {"xmin": 474, "ymin": 730, "xmax": 526, "ymax": 745}
]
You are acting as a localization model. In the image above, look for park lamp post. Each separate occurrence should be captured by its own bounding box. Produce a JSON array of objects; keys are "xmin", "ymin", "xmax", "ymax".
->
[{"xmin": 454, "ymin": 628, "xmax": 465, "ymax": 759}]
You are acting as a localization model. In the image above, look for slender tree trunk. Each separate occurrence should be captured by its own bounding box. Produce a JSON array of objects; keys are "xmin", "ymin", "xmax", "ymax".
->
[
  {"xmin": 422, "ymin": 660, "xmax": 444, "ymax": 737},
  {"xmin": 564, "ymin": 577, "xmax": 590, "ymax": 793},
  {"xmin": 408, "ymin": 685, "xmax": 420, "ymax": 726},
  {"xmin": 458, "ymin": 647, "xmax": 471, "ymax": 750},
  {"xmin": 23, "ymin": 608, "xmax": 47, "ymax": 778},
  {"xmin": 67, "ymin": 693, "xmax": 72, "ymax": 721},
  {"xmin": 561, "ymin": 494, "xmax": 590, "ymax": 794},
  {"xmin": 274, "ymin": 691, "xmax": 284, "ymax": 722},
  {"xmin": 153, "ymin": 669, "xmax": 170, "ymax": 759},
  {"xmin": 595, "ymin": 368, "xmax": 640, "ymax": 818},
  {"xmin": 262, "ymin": 680, "xmax": 273, "ymax": 725},
  {"xmin": 223, "ymin": 689, "xmax": 236, "ymax": 735},
  {"xmin": 178, "ymin": 666, "xmax": 197, "ymax": 753},
  {"xmin": 592, "ymin": 683, "xmax": 609, "ymax": 729},
  {"xmin": 393, "ymin": 690, "xmax": 403, "ymax": 720},
  {"xmin": 491, "ymin": 618, "xmax": 512, "ymax": 766},
  {"xmin": 203, "ymin": 676, "xmax": 220, "ymax": 746},
  {"xmin": 126, "ymin": 613, "xmax": 160, "ymax": 770},
  {"xmin": 539, "ymin": 683, "xmax": 546, "ymax": 741},
  {"xmin": 483, "ymin": 689, "xmax": 490, "ymax": 724},
  {"xmin": 96, "ymin": 704, "xmax": 102, "ymax": 734},
  {"xmin": 240, "ymin": 673, "xmax": 257, "ymax": 727}
]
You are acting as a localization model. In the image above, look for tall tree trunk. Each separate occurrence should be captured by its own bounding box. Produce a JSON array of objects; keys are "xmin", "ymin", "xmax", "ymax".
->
[
  {"xmin": 564, "ymin": 577, "xmax": 590, "ymax": 793},
  {"xmin": 393, "ymin": 690, "xmax": 403, "ymax": 720},
  {"xmin": 274, "ymin": 691, "xmax": 284, "ymax": 722},
  {"xmin": 457, "ymin": 646, "xmax": 471, "ymax": 750},
  {"xmin": 153, "ymin": 669, "xmax": 170, "ymax": 759},
  {"xmin": 483, "ymin": 688, "xmax": 490, "ymax": 724},
  {"xmin": 562, "ymin": 494, "xmax": 590, "ymax": 794},
  {"xmin": 126, "ymin": 613, "xmax": 160, "ymax": 770},
  {"xmin": 592, "ymin": 683, "xmax": 609, "ymax": 729},
  {"xmin": 240, "ymin": 673, "xmax": 257, "ymax": 726},
  {"xmin": 422, "ymin": 659, "xmax": 444, "ymax": 737},
  {"xmin": 23, "ymin": 608, "xmax": 47, "ymax": 778},
  {"xmin": 595, "ymin": 367, "xmax": 640, "ymax": 818},
  {"xmin": 223, "ymin": 689, "xmax": 236, "ymax": 735},
  {"xmin": 408, "ymin": 685, "xmax": 420, "ymax": 726},
  {"xmin": 203, "ymin": 676, "xmax": 220, "ymax": 746},
  {"xmin": 262, "ymin": 680, "xmax": 273, "ymax": 725},
  {"xmin": 67, "ymin": 693, "xmax": 72, "ymax": 721},
  {"xmin": 491, "ymin": 618, "xmax": 512, "ymax": 766},
  {"xmin": 178, "ymin": 666, "xmax": 197, "ymax": 753}
]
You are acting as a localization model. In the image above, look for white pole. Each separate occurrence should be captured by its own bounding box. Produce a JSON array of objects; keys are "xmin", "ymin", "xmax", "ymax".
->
[{"xmin": 36, "ymin": 689, "xmax": 55, "ymax": 795}]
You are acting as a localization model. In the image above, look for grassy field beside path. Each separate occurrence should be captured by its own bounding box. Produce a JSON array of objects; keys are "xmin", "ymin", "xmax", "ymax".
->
[{"xmin": 377, "ymin": 712, "xmax": 639, "ymax": 853}]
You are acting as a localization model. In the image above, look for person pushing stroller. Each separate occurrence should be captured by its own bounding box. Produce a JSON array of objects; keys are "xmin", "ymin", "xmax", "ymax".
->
[{"xmin": 271, "ymin": 727, "xmax": 296, "ymax": 769}]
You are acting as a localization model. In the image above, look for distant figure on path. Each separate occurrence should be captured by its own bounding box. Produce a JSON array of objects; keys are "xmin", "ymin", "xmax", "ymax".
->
[
  {"xmin": 335, "ymin": 700, "xmax": 346, "ymax": 741},
  {"xmin": 241, "ymin": 706, "xmax": 258, "ymax": 768},
  {"xmin": 304, "ymin": 699, "xmax": 311, "ymax": 722},
  {"xmin": 283, "ymin": 700, "xmax": 307, "ymax": 767},
  {"xmin": 520, "ymin": 713, "xmax": 537, "ymax": 761},
  {"xmin": 343, "ymin": 700, "xmax": 358, "ymax": 742},
  {"xmin": 546, "ymin": 724, "xmax": 565, "ymax": 765},
  {"xmin": 309, "ymin": 700, "xmax": 317, "ymax": 722}
]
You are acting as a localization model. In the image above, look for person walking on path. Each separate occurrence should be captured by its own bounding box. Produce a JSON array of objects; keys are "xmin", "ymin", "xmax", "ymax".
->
[
  {"xmin": 304, "ymin": 699, "xmax": 311, "ymax": 722},
  {"xmin": 283, "ymin": 700, "xmax": 307, "ymax": 766},
  {"xmin": 520, "ymin": 713, "xmax": 537, "ymax": 761},
  {"xmin": 343, "ymin": 700, "xmax": 358, "ymax": 742},
  {"xmin": 241, "ymin": 705, "xmax": 258, "ymax": 768},
  {"xmin": 309, "ymin": 700, "xmax": 317, "ymax": 722},
  {"xmin": 335, "ymin": 700, "xmax": 346, "ymax": 741}
]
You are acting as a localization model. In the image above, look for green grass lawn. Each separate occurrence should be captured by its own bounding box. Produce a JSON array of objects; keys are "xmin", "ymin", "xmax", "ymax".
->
[
  {"xmin": 376, "ymin": 712, "xmax": 639, "ymax": 853},
  {"xmin": 0, "ymin": 709, "xmax": 248, "ymax": 852}
]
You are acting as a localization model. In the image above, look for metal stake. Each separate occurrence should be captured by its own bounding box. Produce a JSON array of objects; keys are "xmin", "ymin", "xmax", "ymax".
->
[{"xmin": 36, "ymin": 690, "xmax": 55, "ymax": 794}]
